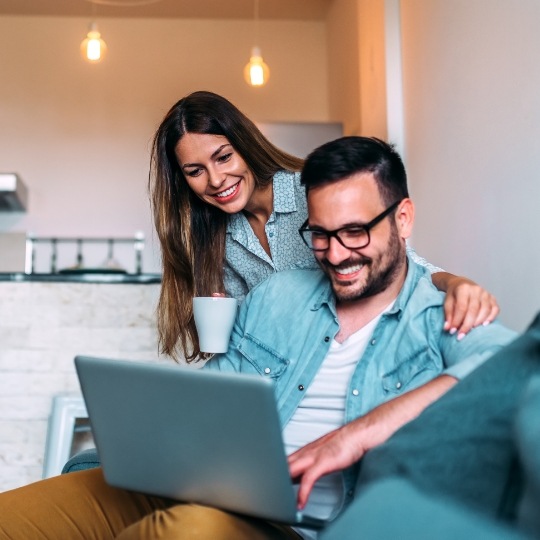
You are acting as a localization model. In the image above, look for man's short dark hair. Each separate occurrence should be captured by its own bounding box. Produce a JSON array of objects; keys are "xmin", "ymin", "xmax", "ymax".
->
[{"xmin": 301, "ymin": 136, "xmax": 409, "ymax": 206}]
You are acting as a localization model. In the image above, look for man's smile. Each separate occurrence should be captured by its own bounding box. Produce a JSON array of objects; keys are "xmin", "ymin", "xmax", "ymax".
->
[{"xmin": 333, "ymin": 262, "xmax": 365, "ymax": 278}]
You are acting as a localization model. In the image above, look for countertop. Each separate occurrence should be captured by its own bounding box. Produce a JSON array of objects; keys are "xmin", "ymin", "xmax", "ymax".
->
[
  {"xmin": 0, "ymin": 273, "xmax": 162, "ymax": 284},
  {"xmin": 0, "ymin": 273, "xmax": 161, "ymax": 491}
]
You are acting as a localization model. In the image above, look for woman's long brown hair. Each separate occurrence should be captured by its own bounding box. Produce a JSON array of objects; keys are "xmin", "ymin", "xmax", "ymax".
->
[{"xmin": 149, "ymin": 91, "xmax": 303, "ymax": 362}]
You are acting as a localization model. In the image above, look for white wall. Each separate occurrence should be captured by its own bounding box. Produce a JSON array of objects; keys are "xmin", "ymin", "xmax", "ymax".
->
[
  {"xmin": 326, "ymin": 0, "xmax": 362, "ymax": 135},
  {"xmin": 399, "ymin": 0, "xmax": 540, "ymax": 332},
  {"xmin": 0, "ymin": 15, "xmax": 328, "ymax": 273}
]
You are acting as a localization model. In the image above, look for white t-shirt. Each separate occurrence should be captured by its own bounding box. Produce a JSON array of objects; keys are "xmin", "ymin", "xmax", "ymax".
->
[{"xmin": 282, "ymin": 311, "xmax": 387, "ymax": 539}]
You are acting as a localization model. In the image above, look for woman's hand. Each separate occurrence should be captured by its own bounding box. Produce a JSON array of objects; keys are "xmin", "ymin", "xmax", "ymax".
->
[{"xmin": 432, "ymin": 272, "xmax": 499, "ymax": 339}]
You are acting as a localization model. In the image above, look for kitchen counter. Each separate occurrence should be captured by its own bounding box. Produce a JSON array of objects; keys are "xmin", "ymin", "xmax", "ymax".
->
[
  {"xmin": 0, "ymin": 277, "xmax": 170, "ymax": 492},
  {"xmin": 0, "ymin": 273, "xmax": 162, "ymax": 284}
]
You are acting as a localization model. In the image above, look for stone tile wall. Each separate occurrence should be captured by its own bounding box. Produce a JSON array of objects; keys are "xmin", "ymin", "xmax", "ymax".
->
[{"xmin": 0, "ymin": 281, "xmax": 172, "ymax": 491}]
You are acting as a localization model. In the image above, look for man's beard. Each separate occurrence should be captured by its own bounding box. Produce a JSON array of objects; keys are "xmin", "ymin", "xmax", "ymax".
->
[{"xmin": 319, "ymin": 224, "xmax": 406, "ymax": 303}]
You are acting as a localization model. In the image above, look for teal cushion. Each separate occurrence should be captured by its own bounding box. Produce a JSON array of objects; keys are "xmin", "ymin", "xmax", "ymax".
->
[
  {"xmin": 321, "ymin": 478, "xmax": 530, "ymax": 540},
  {"xmin": 515, "ymin": 374, "xmax": 540, "ymax": 536},
  {"xmin": 356, "ymin": 312, "xmax": 540, "ymax": 523}
]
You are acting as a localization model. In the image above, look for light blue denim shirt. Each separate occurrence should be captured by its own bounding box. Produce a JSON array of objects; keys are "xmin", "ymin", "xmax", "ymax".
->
[
  {"xmin": 205, "ymin": 257, "xmax": 516, "ymax": 507},
  {"xmin": 224, "ymin": 170, "xmax": 441, "ymax": 302}
]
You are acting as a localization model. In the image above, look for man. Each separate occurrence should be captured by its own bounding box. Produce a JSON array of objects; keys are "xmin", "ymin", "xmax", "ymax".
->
[
  {"xmin": 0, "ymin": 137, "xmax": 515, "ymax": 539},
  {"xmin": 202, "ymin": 136, "xmax": 515, "ymax": 537}
]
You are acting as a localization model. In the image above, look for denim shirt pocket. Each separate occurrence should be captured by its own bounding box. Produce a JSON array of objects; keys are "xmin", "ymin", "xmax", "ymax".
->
[
  {"xmin": 237, "ymin": 334, "xmax": 290, "ymax": 379},
  {"xmin": 382, "ymin": 347, "xmax": 438, "ymax": 395}
]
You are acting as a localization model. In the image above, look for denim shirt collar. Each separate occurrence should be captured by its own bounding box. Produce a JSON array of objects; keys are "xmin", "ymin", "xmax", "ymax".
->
[
  {"xmin": 311, "ymin": 280, "xmax": 336, "ymax": 315},
  {"xmin": 388, "ymin": 254, "xmax": 429, "ymax": 317}
]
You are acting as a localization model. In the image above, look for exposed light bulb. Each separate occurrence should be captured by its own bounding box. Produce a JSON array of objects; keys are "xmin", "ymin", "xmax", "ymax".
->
[
  {"xmin": 244, "ymin": 46, "xmax": 270, "ymax": 87},
  {"xmin": 81, "ymin": 22, "xmax": 107, "ymax": 63}
]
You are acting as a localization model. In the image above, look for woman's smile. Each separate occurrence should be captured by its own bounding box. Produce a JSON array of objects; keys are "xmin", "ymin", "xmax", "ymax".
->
[
  {"xmin": 175, "ymin": 132, "xmax": 256, "ymax": 214},
  {"xmin": 212, "ymin": 180, "xmax": 241, "ymax": 202}
]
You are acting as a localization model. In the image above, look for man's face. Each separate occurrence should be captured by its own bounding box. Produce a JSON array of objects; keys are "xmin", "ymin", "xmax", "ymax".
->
[{"xmin": 307, "ymin": 173, "xmax": 407, "ymax": 303}]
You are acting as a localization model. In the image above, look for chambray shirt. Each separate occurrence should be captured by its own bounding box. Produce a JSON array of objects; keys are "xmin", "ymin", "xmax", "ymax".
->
[
  {"xmin": 224, "ymin": 170, "xmax": 314, "ymax": 302},
  {"xmin": 224, "ymin": 170, "xmax": 441, "ymax": 302},
  {"xmin": 205, "ymin": 258, "xmax": 516, "ymax": 509}
]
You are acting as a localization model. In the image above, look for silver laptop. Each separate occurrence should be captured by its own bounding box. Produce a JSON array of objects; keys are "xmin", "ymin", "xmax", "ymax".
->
[{"xmin": 74, "ymin": 355, "xmax": 326, "ymax": 529}]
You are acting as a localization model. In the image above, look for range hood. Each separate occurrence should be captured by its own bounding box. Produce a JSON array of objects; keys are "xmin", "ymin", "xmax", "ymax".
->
[{"xmin": 0, "ymin": 173, "xmax": 28, "ymax": 212}]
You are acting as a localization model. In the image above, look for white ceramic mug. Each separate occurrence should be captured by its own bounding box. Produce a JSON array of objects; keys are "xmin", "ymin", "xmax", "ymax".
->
[{"xmin": 192, "ymin": 297, "xmax": 238, "ymax": 353}]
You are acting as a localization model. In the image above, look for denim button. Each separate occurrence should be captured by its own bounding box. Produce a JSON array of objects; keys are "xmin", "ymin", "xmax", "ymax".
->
[
  {"xmin": 298, "ymin": 384, "xmax": 305, "ymax": 391},
  {"xmin": 396, "ymin": 381, "xmax": 402, "ymax": 389},
  {"xmin": 371, "ymin": 339, "xmax": 376, "ymax": 345},
  {"xmin": 352, "ymin": 389, "xmax": 359, "ymax": 396},
  {"xmin": 264, "ymin": 367, "xmax": 271, "ymax": 374},
  {"xmin": 324, "ymin": 336, "xmax": 330, "ymax": 342}
]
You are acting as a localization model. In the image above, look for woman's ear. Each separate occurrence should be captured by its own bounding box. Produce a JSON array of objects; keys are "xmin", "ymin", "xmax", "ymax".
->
[{"xmin": 396, "ymin": 198, "xmax": 415, "ymax": 240}]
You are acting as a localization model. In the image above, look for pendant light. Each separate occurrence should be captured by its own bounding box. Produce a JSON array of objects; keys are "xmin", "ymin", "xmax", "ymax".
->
[
  {"xmin": 80, "ymin": 0, "xmax": 107, "ymax": 63},
  {"xmin": 79, "ymin": 0, "xmax": 164, "ymax": 64},
  {"xmin": 244, "ymin": 0, "xmax": 270, "ymax": 87},
  {"xmin": 81, "ymin": 21, "xmax": 107, "ymax": 63}
]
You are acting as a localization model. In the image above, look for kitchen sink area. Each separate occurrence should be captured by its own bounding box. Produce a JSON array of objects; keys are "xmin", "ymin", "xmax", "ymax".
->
[
  {"xmin": 0, "ymin": 233, "xmax": 162, "ymax": 284},
  {"xmin": 1, "ymin": 272, "xmax": 161, "ymax": 283}
]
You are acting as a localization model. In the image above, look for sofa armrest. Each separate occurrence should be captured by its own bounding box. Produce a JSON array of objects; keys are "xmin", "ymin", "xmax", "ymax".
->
[
  {"xmin": 321, "ymin": 478, "xmax": 531, "ymax": 540},
  {"xmin": 516, "ymin": 375, "xmax": 540, "ymax": 537},
  {"xmin": 61, "ymin": 448, "xmax": 101, "ymax": 474}
]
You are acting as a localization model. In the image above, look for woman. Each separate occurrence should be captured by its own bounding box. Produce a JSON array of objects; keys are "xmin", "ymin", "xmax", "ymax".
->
[{"xmin": 150, "ymin": 90, "xmax": 498, "ymax": 361}]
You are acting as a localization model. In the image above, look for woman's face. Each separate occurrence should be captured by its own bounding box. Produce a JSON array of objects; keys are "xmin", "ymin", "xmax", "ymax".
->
[{"xmin": 175, "ymin": 132, "xmax": 256, "ymax": 214}]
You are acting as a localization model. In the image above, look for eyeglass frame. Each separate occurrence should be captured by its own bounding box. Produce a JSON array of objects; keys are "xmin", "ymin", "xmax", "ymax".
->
[{"xmin": 298, "ymin": 199, "xmax": 403, "ymax": 252}]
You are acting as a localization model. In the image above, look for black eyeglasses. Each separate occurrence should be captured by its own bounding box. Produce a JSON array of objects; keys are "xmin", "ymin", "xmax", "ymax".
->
[{"xmin": 298, "ymin": 200, "xmax": 402, "ymax": 252}]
